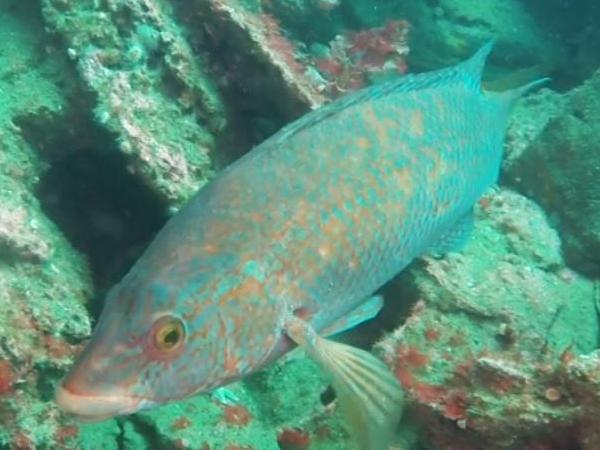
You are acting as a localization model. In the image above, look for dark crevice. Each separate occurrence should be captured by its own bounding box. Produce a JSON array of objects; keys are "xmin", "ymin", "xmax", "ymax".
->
[
  {"xmin": 17, "ymin": 106, "xmax": 169, "ymax": 319},
  {"xmin": 116, "ymin": 419, "xmax": 127, "ymax": 450},
  {"xmin": 171, "ymin": 0, "xmax": 310, "ymax": 168},
  {"xmin": 127, "ymin": 417, "xmax": 165, "ymax": 449},
  {"xmin": 4, "ymin": 0, "xmax": 171, "ymax": 321},
  {"xmin": 337, "ymin": 263, "xmax": 422, "ymax": 350},
  {"xmin": 35, "ymin": 145, "xmax": 168, "ymax": 289}
]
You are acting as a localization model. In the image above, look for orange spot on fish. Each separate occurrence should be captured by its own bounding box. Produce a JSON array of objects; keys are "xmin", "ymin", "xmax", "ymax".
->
[
  {"xmin": 317, "ymin": 242, "xmax": 334, "ymax": 259},
  {"xmin": 223, "ymin": 346, "xmax": 239, "ymax": 374},
  {"xmin": 249, "ymin": 212, "xmax": 265, "ymax": 223},
  {"xmin": 434, "ymin": 199, "xmax": 451, "ymax": 215},
  {"xmin": 347, "ymin": 255, "xmax": 360, "ymax": 270},
  {"xmin": 419, "ymin": 146, "xmax": 446, "ymax": 184},
  {"xmin": 377, "ymin": 118, "xmax": 395, "ymax": 142},
  {"xmin": 393, "ymin": 167, "xmax": 413, "ymax": 194},
  {"xmin": 362, "ymin": 106, "xmax": 391, "ymax": 143},
  {"xmin": 202, "ymin": 244, "xmax": 220, "ymax": 255},
  {"xmin": 356, "ymin": 137, "xmax": 370, "ymax": 149},
  {"xmin": 219, "ymin": 277, "xmax": 265, "ymax": 306},
  {"xmin": 424, "ymin": 328, "xmax": 440, "ymax": 341},
  {"xmin": 409, "ymin": 110, "xmax": 425, "ymax": 136},
  {"xmin": 321, "ymin": 216, "xmax": 345, "ymax": 237}
]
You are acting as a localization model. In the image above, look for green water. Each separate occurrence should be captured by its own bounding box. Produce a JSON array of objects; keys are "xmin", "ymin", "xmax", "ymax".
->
[{"xmin": 0, "ymin": 0, "xmax": 599, "ymax": 449}]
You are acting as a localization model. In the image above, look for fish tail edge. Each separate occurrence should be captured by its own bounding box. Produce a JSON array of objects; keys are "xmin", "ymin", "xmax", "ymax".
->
[
  {"xmin": 509, "ymin": 77, "xmax": 551, "ymax": 99},
  {"xmin": 500, "ymin": 77, "xmax": 551, "ymax": 108}
]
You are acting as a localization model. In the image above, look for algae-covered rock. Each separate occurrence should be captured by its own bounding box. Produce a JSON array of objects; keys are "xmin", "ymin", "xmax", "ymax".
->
[
  {"xmin": 0, "ymin": 2, "xmax": 94, "ymax": 448},
  {"xmin": 502, "ymin": 87, "xmax": 567, "ymax": 174},
  {"xmin": 40, "ymin": 0, "xmax": 226, "ymax": 208},
  {"xmin": 1, "ymin": 1, "xmax": 599, "ymax": 449},
  {"xmin": 507, "ymin": 68, "xmax": 600, "ymax": 274},
  {"xmin": 376, "ymin": 188, "xmax": 598, "ymax": 449},
  {"xmin": 193, "ymin": 0, "xmax": 327, "ymax": 114}
]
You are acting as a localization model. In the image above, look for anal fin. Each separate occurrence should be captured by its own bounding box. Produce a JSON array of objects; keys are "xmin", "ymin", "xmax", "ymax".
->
[{"xmin": 285, "ymin": 316, "xmax": 404, "ymax": 450}]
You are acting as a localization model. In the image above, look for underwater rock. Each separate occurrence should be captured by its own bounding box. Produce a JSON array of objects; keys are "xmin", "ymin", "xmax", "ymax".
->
[
  {"xmin": 376, "ymin": 188, "xmax": 599, "ymax": 449},
  {"xmin": 502, "ymin": 87, "xmax": 567, "ymax": 174},
  {"xmin": 0, "ymin": 181, "xmax": 93, "ymax": 450},
  {"xmin": 345, "ymin": 0, "xmax": 567, "ymax": 80},
  {"xmin": 526, "ymin": 0, "xmax": 600, "ymax": 87},
  {"xmin": 308, "ymin": 20, "xmax": 410, "ymax": 98},
  {"xmin": 264, "ymin": 0, "xmax": 344, "ymax": 43},
  {"xmin": 195, "ymin": 0, "xmax": 327, "ymax": 112},
  {"xmin": 0, "ymin": 1, "xmax": 598, "ymax": 449},
  {"xmin": 0, "ymin": 206, "xmax": 51, "ymax": 264},
  {"xmin": 507, "ymin": 68, "xmax": 600, "ymax": 274},
  {"xmin": 41, "ymin": 0, "xmax": 226, "ymax": 208},
  {"xmin": 0, "ymin": 2, "xmax": 94, "ymax": 448}
]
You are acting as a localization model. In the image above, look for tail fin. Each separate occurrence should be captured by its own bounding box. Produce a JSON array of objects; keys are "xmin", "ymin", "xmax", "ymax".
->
[{"xmin": 501, "ymin": 77, "xmax": 551, "ymax": 106}]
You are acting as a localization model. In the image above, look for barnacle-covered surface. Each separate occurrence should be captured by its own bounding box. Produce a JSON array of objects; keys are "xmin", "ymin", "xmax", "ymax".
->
[{"xmin": 0, "ymin": 0, "xmax": 599, "ymax": 449}]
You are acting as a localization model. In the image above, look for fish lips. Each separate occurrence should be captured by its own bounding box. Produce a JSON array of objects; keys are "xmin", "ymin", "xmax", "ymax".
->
[{"xmin": 55, "ymin": 379, "xmax": 147, "ymax": 422}]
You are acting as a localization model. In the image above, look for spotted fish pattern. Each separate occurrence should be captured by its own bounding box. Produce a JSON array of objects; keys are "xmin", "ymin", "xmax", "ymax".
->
[{"xmin": 56, "ymin": 43, "xmax": 545, "ymax": 449}]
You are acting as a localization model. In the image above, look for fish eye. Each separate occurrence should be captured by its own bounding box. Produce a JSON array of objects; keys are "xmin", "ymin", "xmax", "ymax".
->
[{"xmin": 150, "ymin": 316, "xmax": 186, "ymax": 353}]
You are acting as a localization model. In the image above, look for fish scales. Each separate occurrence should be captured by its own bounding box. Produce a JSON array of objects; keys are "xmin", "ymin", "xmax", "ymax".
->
[{"xmin": 56, "ymin": 43, "xmax": 545, "ymax": 448}]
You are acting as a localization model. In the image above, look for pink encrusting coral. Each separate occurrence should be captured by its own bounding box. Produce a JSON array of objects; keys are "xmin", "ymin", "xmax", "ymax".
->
[
  {"xmin": 313, "ymin": 20, "xmax": 410, "ymax": 97},
  {"xmin": 0, "ymin": 360, "xmax": 15, "ymax": 396},
  {"xmin": 259, "ymin": 13, "xmax": 307, "ymax": 77},
  {"xmin": 238, "ymin": 7, "xmax": 410, "ymax": 101}
]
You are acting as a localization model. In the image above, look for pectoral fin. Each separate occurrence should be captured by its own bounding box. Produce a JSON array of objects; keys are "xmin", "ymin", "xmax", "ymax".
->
[
  {"xmin": 284, "ymin": 316, "xmax": 404, "ymax": 450},
  {"xmin": 320, "ymin": 295, "xmax": 384, "ymax": 337}
]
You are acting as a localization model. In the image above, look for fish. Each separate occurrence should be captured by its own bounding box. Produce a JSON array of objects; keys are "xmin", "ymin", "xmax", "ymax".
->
[{"xmin": 55, "ymin": 42, "xmax": 546, "ymax": 449}]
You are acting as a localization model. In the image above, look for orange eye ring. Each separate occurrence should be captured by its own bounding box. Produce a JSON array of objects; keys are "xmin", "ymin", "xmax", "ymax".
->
[{"xmin": 145, "ymin": 316, "xmax": 186, "ymax": 359}]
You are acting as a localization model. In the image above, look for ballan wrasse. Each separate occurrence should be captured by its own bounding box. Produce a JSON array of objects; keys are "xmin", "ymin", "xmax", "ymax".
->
[{"xmin": 56, "ymin": 43, "xmax": 546, "ymax": 449}]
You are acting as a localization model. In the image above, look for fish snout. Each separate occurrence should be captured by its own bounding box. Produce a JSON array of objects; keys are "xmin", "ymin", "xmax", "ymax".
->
[{"xmin": 55, "ymin": 375, "xmax": 142, "ymax": 422}]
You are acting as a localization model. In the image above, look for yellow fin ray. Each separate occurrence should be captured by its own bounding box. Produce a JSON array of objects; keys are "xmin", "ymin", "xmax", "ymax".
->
[{"xmin": 285, "ymin": 316, "xmax": 404, "ymax": 450}]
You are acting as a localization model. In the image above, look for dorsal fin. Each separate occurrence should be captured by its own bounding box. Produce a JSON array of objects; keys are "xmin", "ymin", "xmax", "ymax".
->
[
  {"xmin": 455, "ymin": 40, "xmax": 494, "ymax": 92},
  {"xmin": 271, "ymin": 42, "xmax": 494, "ymax": 144}
]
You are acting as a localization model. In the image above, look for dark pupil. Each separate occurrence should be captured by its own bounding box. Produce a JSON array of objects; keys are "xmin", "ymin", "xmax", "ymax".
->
[{"xmin": 163, "ymin": 327, "xmax": 180, "ymax": 346}]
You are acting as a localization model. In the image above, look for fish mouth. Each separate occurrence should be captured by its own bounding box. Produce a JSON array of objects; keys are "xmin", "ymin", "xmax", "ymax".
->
[{"xmin": 55, "ymin": 381, "xmax": 144, "ymax": 422}]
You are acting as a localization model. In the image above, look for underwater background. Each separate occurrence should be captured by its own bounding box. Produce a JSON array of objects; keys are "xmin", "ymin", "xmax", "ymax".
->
[{"xmin": 1, "ymin": 0, "xmax": 600, "ymax": 449}]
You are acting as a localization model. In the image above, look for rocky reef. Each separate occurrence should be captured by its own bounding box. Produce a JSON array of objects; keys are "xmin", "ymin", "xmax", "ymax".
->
[
  {"xmin": 377, "ymin": 188, "xmax": 599, "ymax": 449},
  {"xmin": 0, "ymin": 0, "xmax": 599, "ymax": 449},
  {"xmin": 506, "ymin": 69, "xmax": 600, "ymax": 276}
]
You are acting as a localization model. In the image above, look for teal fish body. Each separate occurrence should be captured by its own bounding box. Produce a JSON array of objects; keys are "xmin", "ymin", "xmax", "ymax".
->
[{"xmin": 56, "ymin": 44, "xmax": 543, "ymax": 445}]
